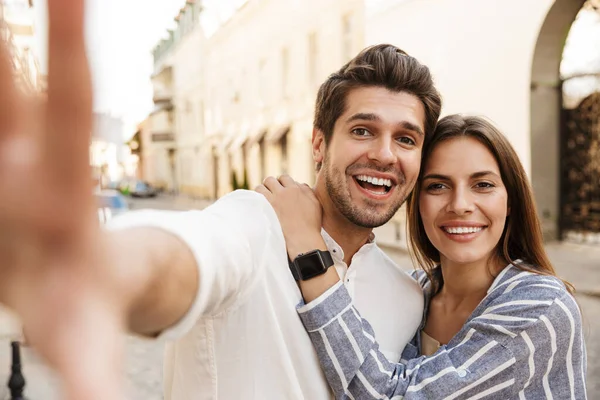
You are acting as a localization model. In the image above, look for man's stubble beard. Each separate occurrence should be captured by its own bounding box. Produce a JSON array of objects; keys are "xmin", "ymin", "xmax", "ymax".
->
[{"xmin": 322, "ymin": 154, "xmax": 408, "ymax": 229}]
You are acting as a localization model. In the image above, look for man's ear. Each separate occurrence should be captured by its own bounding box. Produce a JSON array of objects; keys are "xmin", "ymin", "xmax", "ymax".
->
[{"xmin": 312, "ymin": 128, "xmax": 325, "ymax": 164}]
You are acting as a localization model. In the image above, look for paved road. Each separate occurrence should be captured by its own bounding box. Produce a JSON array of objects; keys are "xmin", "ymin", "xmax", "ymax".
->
[{"xmin": 0, "ymin": 193, "xmax": 598, "ymax": 399}]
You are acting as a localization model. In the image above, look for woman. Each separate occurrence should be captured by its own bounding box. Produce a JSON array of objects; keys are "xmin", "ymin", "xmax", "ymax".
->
[{"xmin": 260, "ymin": 115, "xmax": 587, "ymax": 399}]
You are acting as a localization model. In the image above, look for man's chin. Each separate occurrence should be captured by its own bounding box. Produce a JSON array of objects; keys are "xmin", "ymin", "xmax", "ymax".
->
[{"xmin": 343, "ymin": 209, "xmax": 396, "ymax": 229}]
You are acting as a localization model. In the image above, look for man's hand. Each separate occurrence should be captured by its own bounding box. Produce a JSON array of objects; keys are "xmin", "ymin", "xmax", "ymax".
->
[{"xmin": 0, "ymin": 1, "xmax": 131, "ymax": 398}]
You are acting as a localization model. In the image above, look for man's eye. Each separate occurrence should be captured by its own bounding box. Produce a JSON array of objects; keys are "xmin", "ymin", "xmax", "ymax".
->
[
  {"xmin": 397, "ymin": 137, "xmax": 416, "ymax": 146},
  {"xmin": 351, "ymin": 128, "xmax": 371, "ymax": 136}
]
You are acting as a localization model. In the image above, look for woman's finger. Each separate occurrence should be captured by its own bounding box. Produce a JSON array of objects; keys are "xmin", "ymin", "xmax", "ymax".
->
[{"xmin": 263, "ymin": 176, "xmax": 284, "ymax": 193}]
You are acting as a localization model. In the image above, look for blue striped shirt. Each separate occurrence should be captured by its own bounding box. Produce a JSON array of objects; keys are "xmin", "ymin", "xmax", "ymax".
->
[{"xmin": 297, "ymin": 263, "xmax": 587, "ymax": 399}]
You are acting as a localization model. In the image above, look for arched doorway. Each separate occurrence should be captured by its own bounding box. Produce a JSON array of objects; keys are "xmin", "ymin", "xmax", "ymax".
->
[{"xmin": 531, "ymin": 0, "xmax": 600, "ymax": 242}]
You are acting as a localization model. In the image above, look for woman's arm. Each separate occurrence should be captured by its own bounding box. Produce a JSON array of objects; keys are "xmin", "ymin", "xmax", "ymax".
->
[
  {"xmin": 297, "ymin": 276, "xmax": 586, "ymax": 399},
  {"xmin": 256, "ymin": 175, "xmax": 341, "ymax": 302}
]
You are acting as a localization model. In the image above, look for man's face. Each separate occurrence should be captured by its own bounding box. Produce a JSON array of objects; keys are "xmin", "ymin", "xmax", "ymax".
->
[{"xmin": 314, "ymin": 86, "xmax": 426, "ymax": 228}]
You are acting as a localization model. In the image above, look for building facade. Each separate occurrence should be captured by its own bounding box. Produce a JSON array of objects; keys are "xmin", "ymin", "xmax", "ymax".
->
[
  {"xmin": 143, "ymin": 0, "xmax": 599, "ymax": 243},
  {"xmin": 365, "ymin": 0, "xmax": 598, "ymax": 241},
  {"xmin": 0, "ymin": 0, "xmax": 43, "ymax": 92},
  {"xmin": 146, "ymin": 0, "xmax": 365, "ymax": 198}
]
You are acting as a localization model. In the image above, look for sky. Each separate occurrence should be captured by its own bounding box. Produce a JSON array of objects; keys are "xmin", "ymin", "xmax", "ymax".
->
[
  {"xmin": 34, "ymin": 0, "xmax": 189, "ymax": 137},
  {"xmin": 32, "ymin": 0, "xmax": 249, "ymax": 139}
]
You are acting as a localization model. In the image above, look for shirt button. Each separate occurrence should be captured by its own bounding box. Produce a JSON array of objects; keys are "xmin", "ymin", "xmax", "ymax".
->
[{"xmin": 457, "ymin": 369, "xmax": 467, "ymax": 378}]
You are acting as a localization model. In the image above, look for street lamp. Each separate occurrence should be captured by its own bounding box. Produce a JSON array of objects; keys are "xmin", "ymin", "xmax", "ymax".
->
[{"xmin": 7, "ymin": 341, "xmax": 26, "ymax": 400}]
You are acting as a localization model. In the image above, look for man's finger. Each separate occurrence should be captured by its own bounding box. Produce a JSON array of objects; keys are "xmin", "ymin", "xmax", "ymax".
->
[
  {"xmin": 263, "ymin": 176, "xmax": 284, "ymax": 193},
  {"xmin": 44, "ymin": 0, "xmax": 93, "ymax": 188}
]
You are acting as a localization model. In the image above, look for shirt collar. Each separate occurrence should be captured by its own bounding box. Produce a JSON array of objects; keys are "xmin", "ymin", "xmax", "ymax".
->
[{"xmin": 320, "ymin": 228, "xmax": 376, "ymax": 263}]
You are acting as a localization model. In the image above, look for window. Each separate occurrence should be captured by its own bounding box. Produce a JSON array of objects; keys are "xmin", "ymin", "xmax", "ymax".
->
[
  {"xmin": 342, "ymin": 13, "xmax": 353, "ymax": 62},
  {"xmin": 308, "ymin": 32, "xmax": 318, "ymax": 88},
  {"xmin": 259, "ymin": 136, "xmax": 266, "ymax": 178},
  {"xmin": 280, "ymin": 130, "xmax": 289, "ymax": 174},
  {"xmin": 258, "ymin": 59, "xmax": 266, "ymax": 108},
  {"xmin": 282, "ymin": 47, "xmax": 289, "ymax": 99}
]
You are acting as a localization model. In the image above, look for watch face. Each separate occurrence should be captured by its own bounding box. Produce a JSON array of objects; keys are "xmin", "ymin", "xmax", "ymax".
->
[{"xmin": 296, "ymin": 251, "xmax": 328, "ymax": 280}]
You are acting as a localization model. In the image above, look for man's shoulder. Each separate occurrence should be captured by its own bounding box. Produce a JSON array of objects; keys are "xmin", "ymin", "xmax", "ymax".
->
[
  {"xmin": 212, "ymin": 189, "xmax": 271, "ymax": 210},
  {"xmin": 363, "ymin": 245, "xmax": 420, "ymax": 285}
]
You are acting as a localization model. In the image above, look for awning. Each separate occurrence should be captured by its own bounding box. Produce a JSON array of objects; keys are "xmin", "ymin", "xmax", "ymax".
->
[
  {"xmin": 149, "ymin": 101, "xmax": 173, "ymax": 115},
  {"xmin": 227, "ymin": 132, "xmax": 250, "ymax": 152},
  {"xmin": 266, "ymin": 125, "xmax": 290, "ymax": 143},
  {"xmin": 247, "ymin": 128, "xmax": 267, "ymax": 146},
  {"xmin": 216, "ymin": 135, "xmax": 235, "ymax": 152}
]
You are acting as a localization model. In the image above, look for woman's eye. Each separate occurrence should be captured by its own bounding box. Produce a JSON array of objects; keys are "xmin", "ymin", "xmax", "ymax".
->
[
  {"xmin": 475, "ymin": 182, "xmax": 495, "ymax": 189},
  {"xmin": 426, "ymin": 183, "xmax": 446, "ymax": 191},
  {"xmin": 397, "ymin": 137, "xmax": 416, "ymax": 146},
  {"xmin": 351, "ymin": 128, "xmax": 371, "ymax": 136}
]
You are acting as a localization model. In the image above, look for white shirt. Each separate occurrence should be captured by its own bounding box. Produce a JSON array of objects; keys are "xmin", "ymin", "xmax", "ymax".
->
[{"xmin": 108, "ymin": 190, "xmax": 424, "ymax": 400}]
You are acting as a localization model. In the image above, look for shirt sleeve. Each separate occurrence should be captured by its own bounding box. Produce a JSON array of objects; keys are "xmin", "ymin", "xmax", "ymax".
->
[
  {"xmin": 297, "ymin": 278, "xmax": 586, "ymax": 399},
  {"xmin": 107, "ymin": 190, "xmax": 281, "ymax": 340}
]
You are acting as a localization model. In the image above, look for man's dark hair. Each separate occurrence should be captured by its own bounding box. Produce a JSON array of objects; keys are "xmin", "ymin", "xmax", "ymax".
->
[{"xmin": 313, "ymin": 44, "xmax": 442, "ymax": 146}]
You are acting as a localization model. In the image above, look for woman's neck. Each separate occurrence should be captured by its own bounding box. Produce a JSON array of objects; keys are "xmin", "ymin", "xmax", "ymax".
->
[{"xmin": 436, "ymin": 256, "xmax": 505, "ymax": 312}]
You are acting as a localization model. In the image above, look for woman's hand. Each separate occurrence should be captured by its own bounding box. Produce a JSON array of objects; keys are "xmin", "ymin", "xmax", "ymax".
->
[
  {"xmin": 256, "ymin": 175, "xmax": 326, "ymax": 259},
  {"xmin": 256, "ymin": 175, "xmax": 340, "ymax": 302}
]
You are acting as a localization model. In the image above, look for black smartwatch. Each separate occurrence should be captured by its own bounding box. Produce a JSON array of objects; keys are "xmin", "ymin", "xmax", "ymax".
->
[{"xmin": 288, "ymin": 249, "xmax": 334, "ymax": 281}]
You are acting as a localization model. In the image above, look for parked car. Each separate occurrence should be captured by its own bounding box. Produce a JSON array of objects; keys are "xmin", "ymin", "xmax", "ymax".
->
[
  {"xmin": 95, "ymin": 190, "xmax": 129, "ymax": 224},
  {"xmin": 128, "ymin": 180, "xmax": 158, "ymax": 198}
]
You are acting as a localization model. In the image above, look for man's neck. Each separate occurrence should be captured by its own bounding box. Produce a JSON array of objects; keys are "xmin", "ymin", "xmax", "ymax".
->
[{"xmin": 315, "ymin": 188, "xmax": 373, "ymax": 265}]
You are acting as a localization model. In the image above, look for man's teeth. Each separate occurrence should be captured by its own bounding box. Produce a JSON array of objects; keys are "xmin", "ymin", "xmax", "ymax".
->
[
  {"xmin": 356, "ymin": 175, "xmax": 392, "ymax": 188},
  {"xmin": 444, "ymin": 227, "xmax": 484, "ymax": 234}
]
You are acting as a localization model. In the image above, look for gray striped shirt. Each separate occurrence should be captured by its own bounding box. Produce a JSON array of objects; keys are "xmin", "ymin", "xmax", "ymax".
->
[{"xmin": 297, "ymin": 263, "xmax": 587, "ymax": 399}]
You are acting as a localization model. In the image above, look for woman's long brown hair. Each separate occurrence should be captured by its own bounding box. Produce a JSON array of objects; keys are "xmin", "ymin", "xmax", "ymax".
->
[{"xmin": 407, "ymin": 114, "xmax": 574, "ymax": 294}]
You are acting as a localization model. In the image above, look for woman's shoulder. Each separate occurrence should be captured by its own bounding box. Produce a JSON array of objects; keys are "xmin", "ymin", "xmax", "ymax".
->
[
  {"xmin": 409, "ymin": 268, "xmax": 432, "ymax": 289},
  {"xmin": 482, "ymin": 262, "xmax": 581, "ymax": 322},
  {"xmin": 487, "ymin": 262, "xmax": 569, "ymax": 297}
]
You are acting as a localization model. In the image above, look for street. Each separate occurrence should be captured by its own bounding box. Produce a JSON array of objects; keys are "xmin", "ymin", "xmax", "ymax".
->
[{"xmin": 0, "ymin": 193, "xmax": 599, "ymax": 399}]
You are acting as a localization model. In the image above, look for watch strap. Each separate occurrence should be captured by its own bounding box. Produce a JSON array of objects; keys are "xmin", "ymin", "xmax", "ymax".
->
[{"xmin": 288, "ymin": 249, "xmax": 334, "ymax": 281}]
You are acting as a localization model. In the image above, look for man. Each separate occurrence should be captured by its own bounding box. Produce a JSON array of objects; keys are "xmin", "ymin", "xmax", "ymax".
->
[{"xmin": 0, "ymin": 1, "xmax": 441, "ymax": 399}]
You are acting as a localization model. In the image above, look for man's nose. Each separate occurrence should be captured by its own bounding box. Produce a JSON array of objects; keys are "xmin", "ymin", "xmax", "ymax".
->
[{"xmin": 367, "ymin": 137, "xmax": 397, "ymax": 165}]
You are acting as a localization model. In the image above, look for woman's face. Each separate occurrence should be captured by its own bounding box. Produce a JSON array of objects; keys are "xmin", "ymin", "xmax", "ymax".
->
[{"xmin": 419, "ymin": 137, "xmax": 509, "ymax": 266}]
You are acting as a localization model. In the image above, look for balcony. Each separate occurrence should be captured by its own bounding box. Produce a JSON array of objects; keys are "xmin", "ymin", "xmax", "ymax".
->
[
  {"xmin": 151, "ymin": 132, "xmax": 175, "ymax": 142},
  {"xmin": 153, "ymin": 88, "xmax": 173, "ymax": 103}
]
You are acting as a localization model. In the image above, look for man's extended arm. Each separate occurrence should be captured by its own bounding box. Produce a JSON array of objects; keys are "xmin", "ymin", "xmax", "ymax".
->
[
  {"xmin": 105, "ymin": 227, "xmax": 199, "ymax": 337},
  {"xmin": 106, "ymin": 190, "xmax": 277, "ymax": 338}
]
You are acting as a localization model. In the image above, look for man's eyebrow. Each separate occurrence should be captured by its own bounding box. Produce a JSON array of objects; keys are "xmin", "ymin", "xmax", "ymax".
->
[
  {"xmin": 399, "ymin": 121, "xmax": 424, "ymax": 137},
  {"xmin": 345, "ymin": 113, "xmax": 424, "ymax": 137},
  {"xmin": 345, "ymin": 113, "xmax": 380, "ymax": 124},
  {"xmin": 422, "ymin": 171, "xmax": 501, "ymax": 180}
]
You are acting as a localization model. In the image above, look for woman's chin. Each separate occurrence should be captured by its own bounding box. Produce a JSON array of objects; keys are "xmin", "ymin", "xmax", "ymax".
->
[{"xmin": 440, "ymin": 250, "xmax": 488, "ymax": 266}]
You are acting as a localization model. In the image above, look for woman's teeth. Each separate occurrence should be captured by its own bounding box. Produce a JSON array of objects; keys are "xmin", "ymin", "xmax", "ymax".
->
[{"xmin": 443, "ymin": 227, "xmax": 484, "ymax": 234}]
